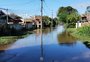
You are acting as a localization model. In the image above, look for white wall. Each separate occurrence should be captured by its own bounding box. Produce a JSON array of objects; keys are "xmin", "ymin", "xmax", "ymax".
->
[
  {"xmin": 26, "ymin": 23, "xmax": 33, "ymax": 29},
  {"xmin": 76, "ymin": 22, "xmax": 81, "ymax": 28}
]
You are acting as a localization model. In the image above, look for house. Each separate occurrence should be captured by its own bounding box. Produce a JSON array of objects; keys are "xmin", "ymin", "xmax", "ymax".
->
[
  {"xmin": 34, "ymin": 16, "xmax": 42, "ymax": 28},
  {"xmin": 80, "ymin": 6, "xmax": 90, "ymax": 27},
  {"xmin": 24, "ymin": 18, "xmax": 33, "ymax": 30},
  {"xmin": 81, "ymin": 14, "xmax": 87, "ymax": 22},
  {"xmin": 86, "ymin": 6, "xmax": 90, "ymax": 22},
  {"xmin": 0, "ymin": 10, "xmax": 24, "ymax": 30},
  {"xmin": 30, "ymin": 16, "xmax": 42, "ymax": 28},
  {"xmin": 0, "ymin": 10, "xmax": 7, "ymax": 28},
  {"xmin": 8, "ymin": 19, "xmax": 23, "ymax": 30}
]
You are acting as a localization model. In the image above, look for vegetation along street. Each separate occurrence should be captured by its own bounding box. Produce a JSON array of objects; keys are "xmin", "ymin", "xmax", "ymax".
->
[{"xmin": 0, "ymin": 0, "xmax": 90, "ymax": 62}]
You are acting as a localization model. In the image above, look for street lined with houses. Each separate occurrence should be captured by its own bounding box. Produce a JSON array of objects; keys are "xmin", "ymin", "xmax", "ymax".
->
[{"xmin": 0, "ymin": 0, "xmax": 90, "ymax": 62}]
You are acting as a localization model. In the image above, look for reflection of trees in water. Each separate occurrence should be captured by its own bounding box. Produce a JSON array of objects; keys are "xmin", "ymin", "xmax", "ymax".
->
[
  {"xmin": 83, "ymin": 41, "xmax": 90, "ymax": 49},
  {"xmin": 0, "ymin": 50, "xmax": 4, "ymax": 53},
  {"xmin": 42, "ymin": 28, "xmax": 52, "ymax": 34},
  {"xmin": 0, "ymin": 44, "xmax": 13, "ymax": 50},
  {"xmin": 34, "ymin": 28, "xmax": 54, "ymax": 36},
  {"xmin": 0, "ymin": 50, "xmax": 5, "ymax": 58},
  {"xmin": 57, "ymin": 31, "xmax": 77, "ymax": 46}
]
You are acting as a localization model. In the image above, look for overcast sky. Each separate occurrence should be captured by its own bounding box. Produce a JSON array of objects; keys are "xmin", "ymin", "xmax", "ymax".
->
[{"xmin": 0, "ymin": 0, "xmax": 90, "ymax": 18}]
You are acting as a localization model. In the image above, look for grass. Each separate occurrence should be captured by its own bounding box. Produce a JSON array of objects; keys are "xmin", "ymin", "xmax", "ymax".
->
[
  {"xmin": 66, "ymin": 28, "xmax": 76, "ymax": 33},
  {"xmin": 76, "ymin": 26, "xmax": 90, "ymax": 36},
  {"xmin": 0, "ymin": 36, "xmax": 18, "ymax": 45},
  {"xmin": 0, "ymin": 31, "xmax": 33, "ymax": 45},
  {"xmin": 67, "ymin": 26, "xmax": 90, "ymax": 42}
]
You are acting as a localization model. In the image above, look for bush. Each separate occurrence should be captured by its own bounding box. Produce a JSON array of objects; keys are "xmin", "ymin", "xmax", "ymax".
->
[
  {"xmin": 67, "ymin": 23, "xmax": 76, "ymax": 28},
  {"xmin": 76, "ymin": 26, "xmax": 90, "ymax": 36}
]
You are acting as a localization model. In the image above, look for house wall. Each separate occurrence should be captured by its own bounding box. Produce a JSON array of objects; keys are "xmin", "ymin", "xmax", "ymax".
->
[
  {"xmin": 81, "ymin": 22, "xmax": 90, "ymax": 26},
  {"xmin": 31, "ymin": 16, "xmax": 42, "ymax": 28},
  {"xmin": 76, "ymin": 23, "xmax": 81, "ymax": 28},
  {"xmin": 25, "ymin": 23, "xmax": 33, "ymax": 29},
  {"xmin": 9, "ymin": 24, "xmax": 23, "ymax": 30},
  {"xmin": 36, "ymin": 22, "xmax": 41, "ymax": 28},
  {"xmin": 76, "ymin": 21, "xmax": 82, "ymax": 28},
  {"xmin": 86, "ymin": 14, "xmax": 90, "ymax": 21},
  {"xmin": 0, "ymin": 19, "xmax": 7, "ymax": 29},
  {"xmin": 0, "ymin": 19, "xmax": 6, "ymax": 24}
]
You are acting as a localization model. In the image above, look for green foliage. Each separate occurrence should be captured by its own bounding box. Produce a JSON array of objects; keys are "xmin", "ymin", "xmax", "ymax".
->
[
  {"xmin": 57, "ymin": 6, "xmax": 81, "ymax": 27},
  {"xmin": 76, "ymin": 26, "xmax": 90, "ymax": 36},
  {"xmin": 67, "ymin": 26, "xmax": 90, "ymax": 42},
  {"xmin": 67, "ymin": 28, "xmax": 76, "ymax": 33},
  {"xmin": 0, "ymin": 36, "xmax": 17, "ymax": 45},
  {"xmin": 67, "ymin": 12, "xmax": 81, "ymax": 23},
  {"xmin": 42, "ymin": 16, "xmax": 52, "ymax": 27}
]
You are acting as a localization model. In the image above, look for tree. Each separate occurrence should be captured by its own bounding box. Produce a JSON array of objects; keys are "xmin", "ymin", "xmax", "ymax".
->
[
  {"xmin": 57, "ymin": 6, "xmax": 81, "ymax": 27},
  {"xmin": 42, "ymin": 16, "xmax": 52, "ymax": 27}
]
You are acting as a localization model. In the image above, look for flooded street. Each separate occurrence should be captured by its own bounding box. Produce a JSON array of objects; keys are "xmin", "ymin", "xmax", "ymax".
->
[{"xmin": 0, "ymin": 25, "xmax": 90, "ymax": 62}]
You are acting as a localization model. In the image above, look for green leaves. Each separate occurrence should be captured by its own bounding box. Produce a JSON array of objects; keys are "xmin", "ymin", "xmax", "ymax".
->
[
  {"xmin": 57, "ymin": 6, "xmax": 81, "ymax": 27},
  {"xmin": 76, "ymin": 26, "xmax": 90, "ymax": 36},
  {"xmin": 42, "ymin": 16, "xmax": 52, "ymax": 26}
]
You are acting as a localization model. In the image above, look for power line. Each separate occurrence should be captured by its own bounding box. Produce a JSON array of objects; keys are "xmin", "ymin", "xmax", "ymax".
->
[
  {"xmin": 43, "ymin": 0, "xmax": 54, "ymax": 18},
  {"xmin": 43, "ymin": 0, "xmax": 52, "ymax": 11},
  {"xmin": 0, "ymin": 0, "xmax": 35, "ymax": 7}
]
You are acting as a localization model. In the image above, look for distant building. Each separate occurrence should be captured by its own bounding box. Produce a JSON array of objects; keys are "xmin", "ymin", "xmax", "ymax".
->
[
  {"xmin": 0, "ymin": 10, "xmax": 23, "ymax": 30},
  {"xmin": 85, "ymin": 6, "xmax": 90, "ymax": 22},
  {"xmin": 80, "ymin": 6, "xmax": 90, "ymax": 27},
  {"xmin": 8, "ymin": 19, "xmax": 23, "ymax": 30},
  {"xmin": 0, "ymin": 10, "xmax": 7, "ymax": 28},
  {"xmin": 24, "ymin": 18, "xmax": 33, "ymax": 29},
  {"xmin": 30, "ymin": 16, "xmax": 42, "ymax": 28}
]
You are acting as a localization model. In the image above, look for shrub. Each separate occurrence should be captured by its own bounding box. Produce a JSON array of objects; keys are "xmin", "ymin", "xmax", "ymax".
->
[{"xmin": 76, "ymin": 26, "xmax": 90, "ymax": 36}]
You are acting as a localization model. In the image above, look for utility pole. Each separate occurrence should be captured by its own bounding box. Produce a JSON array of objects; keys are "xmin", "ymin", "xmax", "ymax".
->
[
  {"xmin": 52, "ymin": 10, "xmax": 53, "ymax": 20},
  {"xmin": 6, "ymin": 9, "xmax": 8, "ymax": 24},
  {"xmin": 41, "ymin": 0, "xmax": 43, "ymax": 29},
  {"xmin": 52, "ymin": 10, "xmax": 53, "ymax": 27},
  {"xmin": 40, "ymin": 0, "xmax": 44, "ymax": 62}
]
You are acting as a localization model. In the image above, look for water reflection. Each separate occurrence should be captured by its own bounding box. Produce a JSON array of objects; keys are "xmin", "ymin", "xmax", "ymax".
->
[
  {"xmin": 57, "ymin": 31, "xmax": 77, "ymax": 46},
  {"xmin": 0, "ymin": 26, "xmax": 90, "ymax": 62},
  {"xmin": 34, "ymin": 29, "xmax": 42, "ymax": 36},
  {"xmin": 34, "ymin": 28, "xmax": 52, "ymax": 35},
  {"xmin": 83, "ymin": 41, "xmax": 90, "ymax": 49},
  {"xmin": 0, "ymin": 50, "xmax": 4, "ymax": 54},
  {"xmin": 0, "ymin": 44, "xmax": 13, "ymax": 50}
]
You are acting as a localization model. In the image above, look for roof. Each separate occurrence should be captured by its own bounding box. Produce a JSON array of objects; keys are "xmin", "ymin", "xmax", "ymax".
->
[
  {"xmin": 24, "ymin": 18, "xmax": 32, "ymax": 23},
  {"xmin": 13, "ymin": 19, "xmax": 22, "ymax": 23},
  {"xmin": 0, "ymin": 10, "xmax": 5, "ymax": 16},
  {"xmin": 35, "ymin": 16, "xmax": 41, "ymax": 21},
  {"xmin": 0, "ymin": 11, "xmax": 22, "ymax": 23}
]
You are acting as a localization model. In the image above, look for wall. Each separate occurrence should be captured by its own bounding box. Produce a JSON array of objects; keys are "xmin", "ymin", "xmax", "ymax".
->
[{"xmin": 9, "ymin": 24, "xmax": 23, "ymax": 30}]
